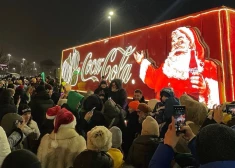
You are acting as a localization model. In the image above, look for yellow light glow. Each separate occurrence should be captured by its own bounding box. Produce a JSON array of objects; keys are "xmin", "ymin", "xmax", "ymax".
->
[
  {"xmin": 109, "ymin": 11, "xmax": 114, "ymax": 16},
  {"xmin": 63, "ymin": 7, "xmax": 235, "ymax": 52},
  {"xmin": 218, "ymin": 10, "xmax": 226, "ymax": 101},
  {"xmin": 225, "ymin": 10, "xmax": 235, "ymax": 100}
]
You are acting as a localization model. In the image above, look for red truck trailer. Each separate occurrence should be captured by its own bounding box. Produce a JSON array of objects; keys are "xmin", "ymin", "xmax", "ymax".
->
[{"xmin": 61, "ymin": 6, "xmax": 235, "ymax": 108}]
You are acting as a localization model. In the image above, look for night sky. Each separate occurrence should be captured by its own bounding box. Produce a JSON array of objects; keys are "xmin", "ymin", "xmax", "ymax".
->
[{"xmin": 0, "ymin": 0, "xmax": 235, "ymax": 65}]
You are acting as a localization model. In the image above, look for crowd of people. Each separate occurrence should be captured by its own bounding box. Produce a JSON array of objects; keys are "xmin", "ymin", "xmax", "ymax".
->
[{"xmin": 0, "ymin": 75, "xmax": 235, "ymax": 168}]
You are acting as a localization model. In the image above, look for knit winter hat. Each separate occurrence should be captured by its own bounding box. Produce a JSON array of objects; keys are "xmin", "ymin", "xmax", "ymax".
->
[
  {"xmin": 128, "ymin": 101, "xmax": 140, "ymax": 111},
  {"xmin": 1, "ymin": 149, "xmax": 41, "ymax": 168},
  {"xmin": 67, "ymin": 91, "xmax": 84, "ymax": 112},
  {"xmin": 87, "ymin": 126, "xmax": 112, "ymax": 152},
  {"xmin": 46, "ymin": 106, "xmax": 76, "ymax": 148},
  {"xmin": 138, "ymin": 103, "xmax": 152, "ymax": 114},
  {"xmin": 109, "ymin": 126, "xmax": 122, "ymax": 148},
  {"xmin": 18, "ymin": 104, "xmax": 31, "ymax": 115},
  {"xmin": 141, "ymin": 116, "xmax": 159, "ymax": 136},
  {"xmin": 196, "ymin": 124, "xmax": 235, "ymax": 164}
]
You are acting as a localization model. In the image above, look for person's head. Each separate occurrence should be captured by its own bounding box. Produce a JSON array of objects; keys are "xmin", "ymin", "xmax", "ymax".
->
[
  {"xmin": 110, "ymin": 81, "xmax": 117, "ymax": 91},
  {"xmin": 133, "ymin": 89, "xmax": 143, "ymax": 101},
  {"xmin": 109, "ymin": 126, "xmax": 122, "ymax": 149},
  {"xmin": 87, "ymin": 126, "xmax": 112, "ymax": 152},
  {"xmin": 160, "ymin": 88, "xmax": 174, "ymax": 103},
  {"xmin": 7, "ymin": 88, "xmax": 15, "ymax": 97},
  {"xmin": 137, "ymin": 103, "xmax": 152, "ymax": 123},
  {"xmin": 196, "ymin": 124, "xmax": 235, "ymax": 165},
  {"xmin": 109, "ymin": 79, "xmax": 123, "ymax": 92},
  {"xmin": 100, "ymin": 80, "xmax": 107, "ymax": 89},
  {"xmin": 128, "ymin": 101, "xmax": 140, "ymax": 113},
  {"xmin": 26, "ymin": 86, "xmax": 34, "ymax": 95},
  {"xmin": 45, "ymin": 84, "xmax": 53, "ymax": 97},
  {"xmin": 18, "ymin": 104, "xmax": 32, "ymax": 123},
  {"xmin": 1, "ymin": 149, "xmax": 41, "ymax": 168},
  {"xmin": 141, "ymin": 116, "xmax": 159, "ymax": 136},
  {"xmin": 63, "ymin": 83, "xmax": 71, "ymax": 93},
  {"xmin": 83, "ymin": 94, "xmax": 103, "ymax": 112}
]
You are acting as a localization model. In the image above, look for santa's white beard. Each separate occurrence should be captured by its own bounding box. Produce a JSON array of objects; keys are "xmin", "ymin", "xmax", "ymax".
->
[{"xmin": 162, "ymin": 50, "xmax": 203, "ymax": 80}]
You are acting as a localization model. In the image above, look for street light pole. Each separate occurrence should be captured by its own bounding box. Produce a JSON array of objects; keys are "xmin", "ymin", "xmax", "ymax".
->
[
  {"xmin": 108, "ymin": 16, "xmax": 112, "ymax": 37},
  {"xmin": 108, "ymin": 11, "xmax": 114, "ymax": 37},
  {"xmin": 7, "ymin": 54, "xmax": 11, "ymax": 72}
]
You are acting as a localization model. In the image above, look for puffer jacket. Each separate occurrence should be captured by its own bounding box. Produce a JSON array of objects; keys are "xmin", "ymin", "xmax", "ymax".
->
[{"xmin": 127, "ymin": 135, "xmax": 162, "ymax": 168}]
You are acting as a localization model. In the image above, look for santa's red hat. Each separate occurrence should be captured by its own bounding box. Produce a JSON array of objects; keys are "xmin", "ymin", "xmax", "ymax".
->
[{"xmin": 46, "ymin": 106, "xmax": 76, "ymax": 148}]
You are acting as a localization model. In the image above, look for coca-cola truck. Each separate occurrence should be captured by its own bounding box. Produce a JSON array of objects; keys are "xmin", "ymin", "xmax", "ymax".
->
[{"xmin": 61, "ymin": 6, "xmax": 235, "ymax": 108}]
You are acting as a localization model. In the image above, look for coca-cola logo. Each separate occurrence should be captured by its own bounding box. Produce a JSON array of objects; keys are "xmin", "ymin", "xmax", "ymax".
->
[{"xmin": 62, "ymin": 46, "xmax": 136, "ymax": 86}]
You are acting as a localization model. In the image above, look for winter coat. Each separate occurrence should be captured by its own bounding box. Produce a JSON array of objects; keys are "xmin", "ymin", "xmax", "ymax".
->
[
  {"xmin": 107, "ymin": 148, "xmax": 124, "ymax": 168},
  {"xmin": 37, "ymin": 127, "xmax": 86, "ymax": 168},
  {"xmin": 0, "ymin": 127, "xmax": 11, "ymax": 167},
  {"xmin": 79, "ymin": 110, "xmax": 106, "ymax": 137},
  {"xmin": 122, "ymin": 111, "xmax": 142, "ymax": 157},
  {"xmin": 103, "ymin": 99, "xmax": 126, "ymax": 132},
  {"xmin": 29, "ymin": 91, "xmax": 54, "ymax": 130},
  {"xmin": 0, "ymin": 104, "xmax": 17, "ymax": 122},
  {"xmin": 127, "ymin": 135, "xmax": 161, "ymax": 168},
  {"xmin": 22, "ymin": 119, "xmax": 40, "ymax": 139},
  {"xmin": 149, "ymin": 143, "xmax": 235, "ymax": 168},
  {"xmin": 73, "ymin": 150, "xmax": 114, "ymax": 168}
]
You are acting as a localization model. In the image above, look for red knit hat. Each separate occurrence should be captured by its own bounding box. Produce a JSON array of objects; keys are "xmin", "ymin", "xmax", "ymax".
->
[{"xmin": 128, "ymin": 101, "xmax": 140, "ymax": 111}]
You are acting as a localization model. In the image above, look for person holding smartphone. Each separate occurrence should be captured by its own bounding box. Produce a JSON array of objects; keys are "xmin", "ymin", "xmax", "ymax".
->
[{"xmin": 78, "ymin": 94, "xmax": 106, "ymax": 138}]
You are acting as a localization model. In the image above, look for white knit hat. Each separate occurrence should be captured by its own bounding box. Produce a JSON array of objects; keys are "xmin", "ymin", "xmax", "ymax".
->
[{"xmin": 141, "ymin": 116, "xmax": 159, "ymax": 136}]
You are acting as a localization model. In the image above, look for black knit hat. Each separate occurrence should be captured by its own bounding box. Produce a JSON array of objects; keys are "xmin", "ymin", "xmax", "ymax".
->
[
  {"xmin": 196, "ymin": 124, "xmax": 235, "ymax": 164},
  {"xmin": 18, "ymin": 104, "xmax": 31, "ymax": 115},
  {"xmin": 2, "ymin": 149, "xmax": 41, "ymax": 168}
]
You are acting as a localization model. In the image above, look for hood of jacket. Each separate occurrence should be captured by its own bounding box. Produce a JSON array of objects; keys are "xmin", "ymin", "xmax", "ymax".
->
[
  {"xmin": 107, "ymin": 148, "xmax": 124, "ymax": 168},
  {"xmin": 103, "ymin": 99, "xmax": 120, "ymax": 118},
  {"xmin": 109, "ymin": 79, "xmax": 123, "ymax": 90},
  {"xmin": 33, "ymin": 90, "xmax": 51, "ymax": 100},
  {"xmin": 67, "ymin": 91, "xmax": 84, "ymax": 113},
  {"xmin": 83, "ymin": 94, "xmax": 103, "ymax": 112},
  {"xmin": 1, "ymin": 113, "xmax": 22, "ymax": 136}
]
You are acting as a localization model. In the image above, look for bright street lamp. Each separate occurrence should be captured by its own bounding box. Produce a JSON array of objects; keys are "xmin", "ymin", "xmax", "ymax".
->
[
  {"xmin": 12, "ymin": 67, "xmax": 15, "ymax": 72},
  {"xmin": 22, "ymin": 58, "xmax": 25, "ymax": 64},
  {"xmin": 109, "ymin": 11, "xmax": 113, "ymax": 16},
  {"xmin": 33, "ymin": 61, "xmax": 36, "ymax": 68}
]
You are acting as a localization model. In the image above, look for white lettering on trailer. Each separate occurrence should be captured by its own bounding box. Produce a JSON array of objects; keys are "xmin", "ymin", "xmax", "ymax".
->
[{"xmin": 62, "ymin": 46, "xmax": 136, "ymax": 86}]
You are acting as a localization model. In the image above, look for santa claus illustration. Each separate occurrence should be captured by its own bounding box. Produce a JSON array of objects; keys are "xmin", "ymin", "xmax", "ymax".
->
[{"xmin": 134, "ymin": 27, "xmax": 220, "ymax": 108}]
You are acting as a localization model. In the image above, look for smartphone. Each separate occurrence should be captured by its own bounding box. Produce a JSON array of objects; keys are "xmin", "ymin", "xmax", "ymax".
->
[
  {"xmin": 90, "ymin": 107, "xmax": 96, "ymax": 114},
  {"xmin": 15, "ymin": 120, "xmax": 23, "ymax": 126},
  {"xmin": 226, "ymin": 104, "xmax": 235, "ymax": 115},
  {"xmin": 173, "ymin": 105, "xmax": 186, "ymax": 135}
]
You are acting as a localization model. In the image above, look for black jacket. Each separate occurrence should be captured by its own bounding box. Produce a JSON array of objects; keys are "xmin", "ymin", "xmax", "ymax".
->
[
  {"xmin": 73, "ymin": 150, "xmax": 114, "ymax": 168},
  {"xmin": 0, "ymin": 104, "xmax": 17, "ymax": 122},
  {"xmin": 127, "ymin": 135, "xmax": 161, "ymax": 168},
  {"xmin": 29, "ymin": 91, "xmax": 54, "ymax": 130}
]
